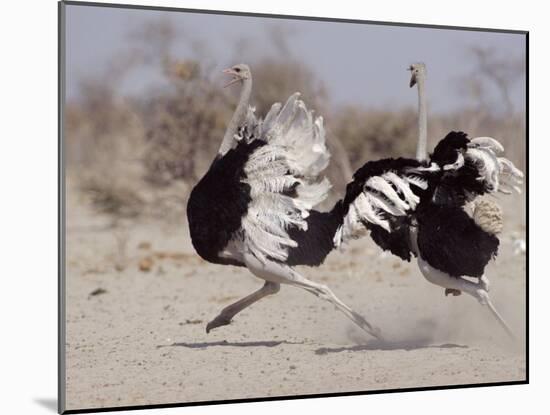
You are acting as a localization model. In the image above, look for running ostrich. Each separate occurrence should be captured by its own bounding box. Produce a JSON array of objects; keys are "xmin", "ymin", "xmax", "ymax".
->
[
  {"xmin": 332, "ymin": 63, "xmax": 523, "ymax": 336},
  {"xmin": 409, "ymin": 63, "xmax": 523, "ymax": 310},
  {"xmin": 187, "ymin": 64, "xmax": 382, "ymax": 339}
]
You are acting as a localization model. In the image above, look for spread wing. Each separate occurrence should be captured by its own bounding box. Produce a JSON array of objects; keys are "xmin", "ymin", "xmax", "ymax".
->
[
  {"xmin": 232, "ymin": 93, "xmax": 331, "ymax": 264},
  {"xmin": 333, "ymin": 157, "xmax": 426, "ymax": 260}
]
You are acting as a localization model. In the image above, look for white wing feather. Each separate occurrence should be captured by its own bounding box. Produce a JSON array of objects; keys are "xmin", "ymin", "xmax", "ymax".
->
[
  {"xmin": 467, "ymin": 136, "xmax": 523, "ymax": 195},
  {"xmin": 233, "ymin": 93, "xmax": 331, "ymax": 263},
  {"xmin": 333, "ymin": 170, "xmax": 417, "ymax": 247}
]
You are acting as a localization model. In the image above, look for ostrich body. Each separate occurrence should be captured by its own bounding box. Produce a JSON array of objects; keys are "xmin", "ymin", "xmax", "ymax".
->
[
  {"xmin": 187, "ymin": 64, "xmax": 381, "ymax": 339},
  {"xmin": 332, "ymin": 62, "xmax": 523, "ymax": 337}
]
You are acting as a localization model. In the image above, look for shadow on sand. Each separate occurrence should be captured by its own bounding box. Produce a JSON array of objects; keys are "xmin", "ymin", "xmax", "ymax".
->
[
  {"xmin": 159, "ymin": 338, "xmax": 467, "ymax": 353},
  {"xmin": 315, "ymin": 339, "xmax": 468, "ymax": 354},
  {"xmin": 158, "ymin": 340, "xmax": 303, "ymax": 349}
]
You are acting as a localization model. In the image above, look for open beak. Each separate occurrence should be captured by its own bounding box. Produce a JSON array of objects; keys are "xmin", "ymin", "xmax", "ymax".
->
[
  {"xmin": 222, "ymin": 68, "xmax": 241, "ymax": 88},
  {"xmin": 408, "ymin": 65, "xmax": 417, "ymax": 88},
  {"xmin": 409, "ymin": 68, "xmax": 417, "ymax": 88},
  {"xmin": 409, "ymin": 74, "xmax": 417, "ymax": 88}
]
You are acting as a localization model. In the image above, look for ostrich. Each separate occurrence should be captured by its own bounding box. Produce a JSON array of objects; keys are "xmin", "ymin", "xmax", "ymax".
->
[
  {"xmin": 187, "ymin": 64, "xmax": 382, "ymax": 339},
  {"xmin": 332, "ymin": 63, "xmax": 523, "ymax": 337},
  {"xmin": 408, "ymin": 63, "xmax": 522, "ymax": 310}
]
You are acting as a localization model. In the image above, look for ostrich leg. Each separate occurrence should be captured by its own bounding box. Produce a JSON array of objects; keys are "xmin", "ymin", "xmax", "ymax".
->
[
  {"xmin": 206, "ymin": 281, "xmax": 280, "ymax": 333},
  {"xmin": 417, "ymin": 257, "xmax": 515, "ymax": 339},
  {"xmin": 243, "ymin": 253, "xmax": 384, "ymax": 340},
  {"xmin": 444, "ymin": 275, "xmax": 488, "ymax": 296}
]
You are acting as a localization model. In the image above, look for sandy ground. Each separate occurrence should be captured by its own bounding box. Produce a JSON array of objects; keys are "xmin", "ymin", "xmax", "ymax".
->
[{"xmin": 64, "ymin": 186, "xmax": 526, "ymax": 411}]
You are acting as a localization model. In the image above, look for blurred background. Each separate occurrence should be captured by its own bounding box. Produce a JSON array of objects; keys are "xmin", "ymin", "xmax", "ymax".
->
[{"xmin": 64, "ymin": 4, "xmax": 526, "ymax": 224}]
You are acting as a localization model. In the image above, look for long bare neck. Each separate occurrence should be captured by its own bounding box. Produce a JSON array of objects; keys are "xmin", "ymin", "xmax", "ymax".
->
[
  {"xmin": 218, "ymin": 78, "xmax": 252, "ymax": 156},
  {"xmin": 415, "ymin": 75, "xmax": 428, "ymax": 162}
]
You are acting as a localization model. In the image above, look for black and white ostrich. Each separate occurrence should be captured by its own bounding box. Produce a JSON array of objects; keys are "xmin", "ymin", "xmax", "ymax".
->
[
  {"xmin": 332, "ymin": 63, "xmax": 523, "ymax": 337},
  {"xmin": 187, "ymin": 64, "xmax": 382, "ymax": 339}
]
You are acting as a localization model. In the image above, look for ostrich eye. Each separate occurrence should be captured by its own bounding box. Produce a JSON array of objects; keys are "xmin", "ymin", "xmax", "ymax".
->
[{"xmin": 234, "ymin": 67, "xmax": 241, "ymax": 72}]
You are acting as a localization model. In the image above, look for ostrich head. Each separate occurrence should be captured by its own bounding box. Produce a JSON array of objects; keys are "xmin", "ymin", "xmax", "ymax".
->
[
  {"xmin": 408, "ymin": 63, "xmax": 426, "ymax": 87},
  {"xmin": 222, "ymin": 63, "xmax": 251, "ymax": 87}
]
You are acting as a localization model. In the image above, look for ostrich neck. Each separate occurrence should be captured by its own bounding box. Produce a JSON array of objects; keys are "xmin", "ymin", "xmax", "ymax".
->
[
  {"xmin": 415, "ymin": 76, "xmax": 428, "ymax": 162},
  {"xmin": 218, "ymin": 78, "xmax": 253, "ymax": 156}
]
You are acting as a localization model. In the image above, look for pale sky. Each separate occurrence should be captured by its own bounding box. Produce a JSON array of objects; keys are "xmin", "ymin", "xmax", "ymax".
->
[{"xmin": 65, "ymin": 3, "xmax": 526, "ymax": 114}]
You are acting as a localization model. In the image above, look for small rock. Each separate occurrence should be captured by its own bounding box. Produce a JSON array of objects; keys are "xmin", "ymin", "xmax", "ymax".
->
[
  {"xmin": 184, "ymin": 319, "xmax": 203, "ymax": 325},
  {"xmin": 138, "ymin": 241, "xmax": 152, "ymax": 250},
  {"xmin": 114, "ymin": 263, "xmax": 125, "ymax": 272},
  {"xmin": 139, "ymin": 257, "xmax": 154, "ymax": 272},
  {"xmin": 89, "ymin": 288, "xmax": 107, "ymax": 298}
]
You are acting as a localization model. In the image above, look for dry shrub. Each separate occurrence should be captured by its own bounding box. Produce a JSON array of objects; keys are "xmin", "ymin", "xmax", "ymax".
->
[
  {"xmin": 331, "ymin": 107, "xmax": 418, "ymax": 170},
  {"xmin": 66, "ymin": 81, "xmax": 149, "ymax": 221},
  {"xmin": 250, "ymin": 58, "xmax": 328, "ymax": 117},
  {"xmin": 141, "ymin": 60, "xmax": 229, "ymax": 185}
]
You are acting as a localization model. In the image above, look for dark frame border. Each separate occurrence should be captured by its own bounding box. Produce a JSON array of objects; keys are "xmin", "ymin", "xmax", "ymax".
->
[
  {"xmin": 59, "ymin": 1, "xmax": 66, "ymax": 413},
  {"xmin": 58, "ymin": 1, "xmax": 529, "ymax": 413}
]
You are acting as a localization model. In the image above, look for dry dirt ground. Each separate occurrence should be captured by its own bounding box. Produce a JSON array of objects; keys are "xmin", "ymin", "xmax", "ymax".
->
[{"xmin": 64, "ymin": 186, "xmax": 526, "ymax": 411}]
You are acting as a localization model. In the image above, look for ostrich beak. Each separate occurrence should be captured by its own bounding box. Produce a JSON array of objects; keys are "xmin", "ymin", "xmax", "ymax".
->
[
  {"xmin": 222, "ymin": 68, "xmax": 241, "ymax": 88},
  {"xmin": 409, "ymin": 72, "xmax": 417, "ymax": 88}
]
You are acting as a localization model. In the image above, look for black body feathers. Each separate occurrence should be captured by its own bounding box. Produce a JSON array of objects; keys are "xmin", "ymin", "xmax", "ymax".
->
[
  {"xmin": 368, "ymin": 223, "xmax": 414, "ymax": 262},
  {"xmin": 429, "ymin": 131, "xmax": 493, "ymax": 207},
  {"xmin": 286, "ymin": 203, "xmax": 345, "ymax": 267},
  {"xmin": 416, "ymin": 204, "xmax": 499, "ymax": 278},
  {"xmin": 187, "ymin": 140, "xmax": 264, "ymax": 266},
  {"xmin": 430, "ymin": 131, "xmax": 469, "ymax": 166}
]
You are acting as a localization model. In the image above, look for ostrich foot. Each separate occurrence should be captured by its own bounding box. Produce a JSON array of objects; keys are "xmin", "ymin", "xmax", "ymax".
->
[
  {"xmin": 369, "ymin": 325, "xmax": 385, "ymax": 342},
  {"xmin": 205, "ymin": 281, "xmax": 281, "ymax": 334},
  {"xmin": 206, "ymin": 315, "xmax": 232, "ymax": 333},
  {"xmin": 474, "ymin": 288, "xmax": 490, "ymax": 305},
  {"xmin": 479, "ymin": 275, "xmax": 490, "ymax": 292},
  {"xmin": 445, "ymin": 288, "xmax": 462, "ymax": 296},
  {"xmin": 417, "ymin": 257, "xmax": 514, "ymax": 339}
]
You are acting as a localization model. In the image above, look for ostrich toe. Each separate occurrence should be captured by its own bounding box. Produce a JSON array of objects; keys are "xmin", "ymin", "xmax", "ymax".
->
[
  {"xmin": 206, "ymin": 315, "xmax": 232, "ymax": 333},
  {"xmin": 445, "ymin": 288, "xmax": 462, "ymax": 296}
]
